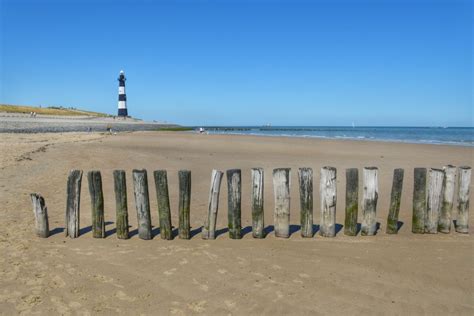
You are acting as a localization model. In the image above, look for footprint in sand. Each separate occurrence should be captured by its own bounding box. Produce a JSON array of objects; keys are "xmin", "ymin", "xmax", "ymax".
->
[
  {"xmin": 236, "ymin": 256, "xmax": 246, "ymax": 265},
  {"xmin": 50, "ymin": 275, "xmax": 66, "ymax": 288},
  {"xmin": 202, "ymin": 251, "xmax": 218, "ymax": 260},
  {"xmin": 68, "ymin": 301, "xmax": 82, "ymax": 309},
  {"xmin": 192, "ymin": 278, "xmax": 209, "ymax": 292},
  {"xmin": 187, "ymin": 300, "xmax": 207, "ymax": 313},
  {"xmin": 170, "ymin": 307, "xmax": 185, "ymax": 315},
  {"xmin": 224, "ymin": 300, "xmax": 236, "ymax": 310},
  {"xmin": 50, "ymin": 296, "xmax": 71, "ymax": 314},
  {"xmin": 273, "ymin": 291, "xmax": 284, "ymax": 302},
  {"xmin": 115, "ymin": 290, "xmax": 137, "ymax": 302},
  {"xmin": 164, "ymin": 268, "xmax": 177, "ymax": 276},
  {"xmin": 16, "ymin": 294, "xmax": 42, "ymax": 312}
]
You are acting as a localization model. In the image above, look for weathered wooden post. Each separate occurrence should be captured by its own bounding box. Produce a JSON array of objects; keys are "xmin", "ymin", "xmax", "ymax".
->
[
  {"xmin": 178, "ymin": 170, "xmax": 191, "ymax": 239},
  {"xmin": 153, "ymin": 170, "xmax": 173, "ymax": 240},
  {"xmin": 361, "ymin": 167, "xmax": 378, "ymax": 236},
  {"xmin": 386, "ymin": 168, "xmax": 404, "ymax": 234},
  {"xmin": 425, "ymin": 168, "xmax": 444, "ymax": 234},
  {"xmin": 438, "ymin": 165, "xmax": 456, "ymax": 233},
  {"xmin": 65, "ymin": 169, "xmax": 83, "ymax": 238},
  {"xmin": 133, "ymin": 169, "xmax": 152, "ymax": 240},
  {"xmin": 412, "ymin": 168, "xmax": 427, "ymax": 233},
  {"xmin": 273, "ymin": 168, "xmax": 291, "ymax": 238},
  {"xmin": 455, "ymin": 166, "xmax": 471, "ymax": 233},
  {"xmin": 344, "ymin": 168, "xmax": 358, "ymax": 236},
  {"xmin": 113, "ymin": 170, "xmax": 129, "ymax": 239},
  {"xmin": 202, "ymin": 170, "xmax": 224, "ymax": 239},
  {"xmin": 320, "ymin": 166, "xmax": 337, "ymax": 237},
  {"xmin": 251, "ymin": 168, "xmax": 265, "ymax": 238},
  {"xmin": 227, "ymin": 169, "xmax": 242, "ymax": 239},
  {"xmin": 87, "ymin": 171, "xmax": 105, "ymax": 238},
  {"xmin": 30, "ymin": 193, "xmax": 49, "ymax": 238},
  {"xmin": 298, "ymin": 168, "xmax": 313, "ymax": 237}
]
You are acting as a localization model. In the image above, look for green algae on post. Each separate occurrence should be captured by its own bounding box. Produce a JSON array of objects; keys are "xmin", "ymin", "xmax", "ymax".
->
[
  {"xmin": 298, "ymin": 168, "xmax": 313, "ymax": 238},
  {"xmin": 113, "ymin": 170, "xmax": 129, "ymax": 239},
  {"xmin": 344, "ymin": 168, "xmax": 358, "ymax": 236},
  {"xmin": 154, "ymin": 170, "xmax": 173, "ymax": 240},
  {"xmin": 65, "ymin": 169, "xmax": 83, "ymax": 238},
  {"xmin": 88, "ymin": 171, "xmax": 105, "ymax": 238},
  {"xmin": 227, "ymin": 169, "xmax": 242, "ymax": 239},
  {"xmin": 178, "ymin": 170, "xmax": 191, "ymax": 239},
  {"xmin": 386, "ymin": 169, "xmax": 404, "ymax": 234},
  {"xmin": 455, "ymin": 166, "xmax": 471, "ymax": 233}
]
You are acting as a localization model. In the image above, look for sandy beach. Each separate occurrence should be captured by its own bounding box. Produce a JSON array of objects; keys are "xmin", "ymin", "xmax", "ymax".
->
[{"xmin": 0, "ymin": 131, "xmax": 473, "ymax": 315}]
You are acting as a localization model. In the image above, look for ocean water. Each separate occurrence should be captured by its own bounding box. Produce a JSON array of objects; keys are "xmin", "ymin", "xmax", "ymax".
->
[{"xmin": 202, "ymin": 126, "xmax": 474, "ymax": 146}]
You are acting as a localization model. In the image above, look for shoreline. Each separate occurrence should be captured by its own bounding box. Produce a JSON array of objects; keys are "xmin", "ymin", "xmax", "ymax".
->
[
  {"xmin": 1, "ymin": 127, "xmax": 472, "ymax": 147},
  {"xmin": 205, "ymin": 130, "xmax": 474, "ymax": 147}
]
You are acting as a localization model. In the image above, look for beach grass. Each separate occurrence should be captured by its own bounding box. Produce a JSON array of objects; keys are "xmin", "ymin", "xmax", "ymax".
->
[{"xmin": 0, "ymin": 104, "xmax": 111, "ymax": 117}]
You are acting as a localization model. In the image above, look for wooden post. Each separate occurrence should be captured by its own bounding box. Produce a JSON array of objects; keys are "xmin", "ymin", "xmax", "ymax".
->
[
  {"xmin": 298, "ymin": 168, "xmax": 313, "ymax": 237},
  {"xmin": 344, "ymin": 168, "xmax": 358, "ymax": 236},
  {"xmin": 65, "ymin": 169, "xmax": 82, "ymax": 238},
  {"xmin": 113, "ymin": 170, "xmax": 129, "ymax": 239},
  {"xmin": 251, "ymin": 168, "xmax": 265, "ymax": 238},
  {"xmin": 361, "ymin": 167, "xmax": 378, "ymax": 236},
  {"xmin": 87, "ymin": 171, "xmax": 105, "ymax": 238},
  {"xmin": 133, "ymin": 169, "xmax": 152, "ymax": 240},
  {"xmin": 425, "ymin": 168, "xmax": 444, "ymax": 234},
  {"xmin": 30, "ymin": 193, "xmax": 49, "ymax": 238},
  {"xmin": 273, "ymin": 168, "xmax": 291, "ymax": 238},
  {"xmin": 412, "ymin": 168, "xmax": 427, "ymax": 233},
  {"xmin": 320, "ymin": 166, "xmax": 337, "ymax": 237},
  {"xmin": 386, "ymin": 168, "xmax": 404, "ymax": 234},
  {"xmin": 438, "ymin": 165, "xmax": 456, "ymax": 233},
  {"xmin": 227, "ymin": 169, "xmax": 242, "ymax": 239},
  {"xmin": 202, "ymin": 170, "xmax": 224, "ymax": 240},
  {"xmin": 153, "ymin": 170, "xmax": 173, "ymax": 240},
  {"xmin": 455, "ymin": 166, "xmax": 471, "ymax": 233},
  {"xmin": 178, "ymin": 170, "xmax": 191, "ymax": 239}
]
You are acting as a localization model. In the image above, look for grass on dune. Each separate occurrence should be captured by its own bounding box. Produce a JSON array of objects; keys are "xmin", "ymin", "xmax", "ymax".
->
[{"xmin": 0, "ymin": 104, "xmax": 111, "ymax": 117}]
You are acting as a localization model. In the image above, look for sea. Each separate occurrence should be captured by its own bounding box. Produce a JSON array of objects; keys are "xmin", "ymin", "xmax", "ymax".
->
[{"xmin": 201, "ymin": 126, "xmax": 474, "ymax": 147}]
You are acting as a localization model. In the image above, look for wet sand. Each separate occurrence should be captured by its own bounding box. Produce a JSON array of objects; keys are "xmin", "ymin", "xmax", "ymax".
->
[{"xmin": 0, "ymin": 131, "xmax": 472, "ymax": 314}]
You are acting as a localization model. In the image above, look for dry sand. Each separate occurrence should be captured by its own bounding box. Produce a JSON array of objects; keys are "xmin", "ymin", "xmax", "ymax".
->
[{"xmin": 0, "ymin": 131, "xmax": 473, "ymax": 315}]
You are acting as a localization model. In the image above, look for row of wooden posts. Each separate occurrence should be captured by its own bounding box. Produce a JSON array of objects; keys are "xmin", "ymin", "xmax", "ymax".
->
[{"xmin": 31, "ymin": 165, "xmax": 471, "ymax": 239}]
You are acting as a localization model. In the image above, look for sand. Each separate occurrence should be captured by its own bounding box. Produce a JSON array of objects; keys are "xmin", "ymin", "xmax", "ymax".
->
[
  {"xmin": 0, "ymin": 131, "xmax": 473, "ymax": 315},
  {"xmin": 0, "ymin": 113, "xmax": 176, "ymax": 133}
]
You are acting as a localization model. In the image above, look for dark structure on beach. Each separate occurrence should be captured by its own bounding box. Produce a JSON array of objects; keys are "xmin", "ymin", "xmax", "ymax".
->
[{"xmin": 117, "ymin": 70, "xmax": 128, "ymax": 117}]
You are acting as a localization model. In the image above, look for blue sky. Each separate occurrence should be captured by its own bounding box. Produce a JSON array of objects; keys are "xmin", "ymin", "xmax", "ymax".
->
[{"xmin": 1, "ymin": 0, "xmax": 472, "ymax": 126}]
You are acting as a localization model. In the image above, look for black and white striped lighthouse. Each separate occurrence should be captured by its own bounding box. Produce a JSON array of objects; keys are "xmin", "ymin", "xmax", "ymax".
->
[{"xmin": 117, "ymin": 70, "xmax": 128, "ymax": 117}]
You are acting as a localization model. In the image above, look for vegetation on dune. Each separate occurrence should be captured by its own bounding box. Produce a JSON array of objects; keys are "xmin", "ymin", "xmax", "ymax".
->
[{"xmin": 0, "ymin": 104, "xmax": 111, "ymax": 117}]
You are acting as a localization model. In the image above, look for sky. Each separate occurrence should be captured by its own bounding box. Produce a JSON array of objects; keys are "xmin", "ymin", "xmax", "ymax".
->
[{"xmin": 0, "ymin": 0, "xmax": 472, "ymax": 126}]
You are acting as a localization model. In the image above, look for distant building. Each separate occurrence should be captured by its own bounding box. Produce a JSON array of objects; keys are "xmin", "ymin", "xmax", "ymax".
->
[{"xmin": 117, "ymin": 70, "xmax": 128, "ymax": 116}]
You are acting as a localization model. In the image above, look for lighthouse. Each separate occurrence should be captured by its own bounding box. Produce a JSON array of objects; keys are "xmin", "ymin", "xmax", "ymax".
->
[{"xmin": 117, "ymin": 70, "xmax": 128, "ymax": 117}]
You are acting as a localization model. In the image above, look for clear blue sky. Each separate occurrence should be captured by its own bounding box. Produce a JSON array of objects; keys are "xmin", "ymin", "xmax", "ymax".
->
[{"xmin": 1, "ymin": 0, "xmax": 472, "ymax": 126}]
